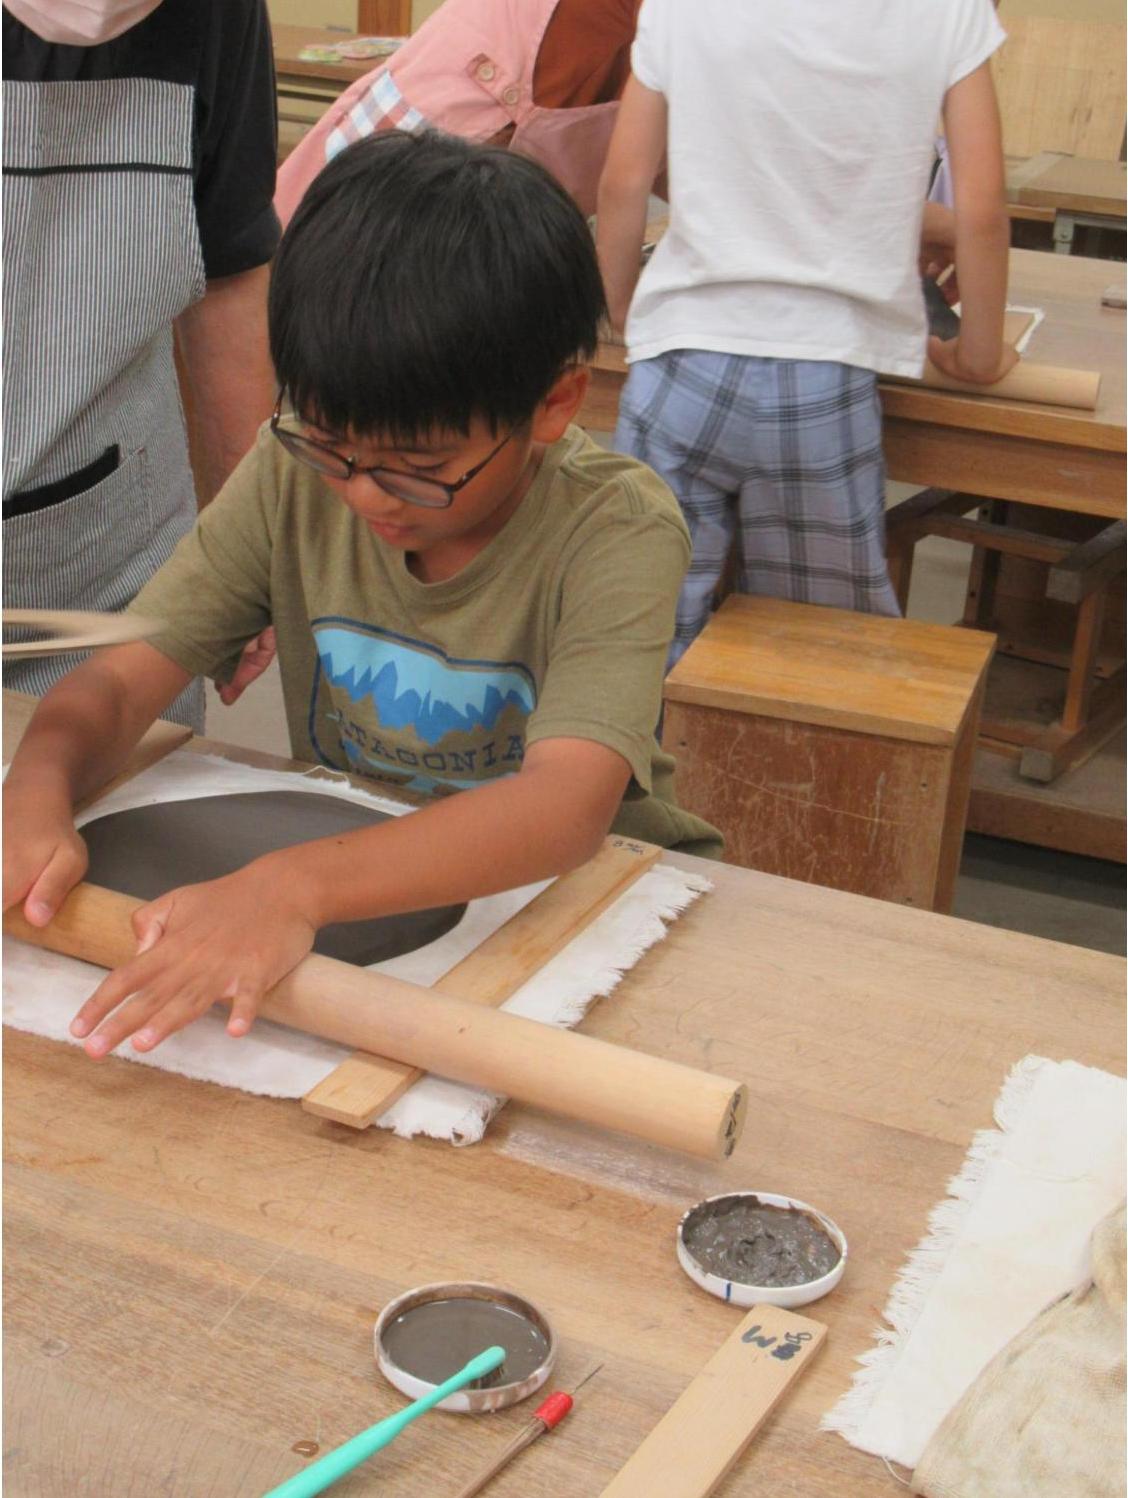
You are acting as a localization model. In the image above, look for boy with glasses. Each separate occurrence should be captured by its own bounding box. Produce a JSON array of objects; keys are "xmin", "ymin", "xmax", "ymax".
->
[{"xmin": 3, "ymin": 130, "xmax": 718, "ymax": 1059}]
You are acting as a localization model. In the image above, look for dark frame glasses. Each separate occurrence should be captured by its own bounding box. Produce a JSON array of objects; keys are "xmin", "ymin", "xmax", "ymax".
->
[{"xmin": 269, "ymin": 394, "xmax": 515, "ymax": 511}]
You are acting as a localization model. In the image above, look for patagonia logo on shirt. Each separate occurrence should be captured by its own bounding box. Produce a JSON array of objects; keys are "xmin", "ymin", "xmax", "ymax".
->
[{"xmin": 310, "ymin": 618, "xmax": 536, "ymax": 794}]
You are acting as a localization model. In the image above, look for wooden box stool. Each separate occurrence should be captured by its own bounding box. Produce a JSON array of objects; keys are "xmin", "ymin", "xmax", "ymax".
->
[{"xmin": 662, "ymin": 596, "xmax": 995, "ymax": 911}]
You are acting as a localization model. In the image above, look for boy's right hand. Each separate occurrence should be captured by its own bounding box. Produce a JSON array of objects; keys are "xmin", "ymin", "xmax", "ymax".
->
[
  {"xmin": 2, "ymin": 793, "xmax": 88, "ymax": 926},
  {"xmin": 928, "ymin": 336, "xmax": 1019, "ymax": 387}
]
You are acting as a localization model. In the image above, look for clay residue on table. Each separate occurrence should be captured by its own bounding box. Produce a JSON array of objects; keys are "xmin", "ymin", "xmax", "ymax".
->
[{"xmin": 682, "ymin": 1195, "xmax": 841, "ymax": 1287}]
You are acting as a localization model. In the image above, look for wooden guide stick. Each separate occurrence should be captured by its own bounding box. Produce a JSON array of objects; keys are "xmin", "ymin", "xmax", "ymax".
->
[
  {"xmin": 598, "ymin": 1305, "xmax": 827, "ymax": 1497},
  {"xmin": 888, "ymin": 357, "xmax": 1100, "ymax": 410},
  {"xmin": 302, "ymin": 835, "xmax": 663, "ymax": 1128},
  {"xmin": 4, "ymin": 883, "xmax": 748, "ymax": 1160}
]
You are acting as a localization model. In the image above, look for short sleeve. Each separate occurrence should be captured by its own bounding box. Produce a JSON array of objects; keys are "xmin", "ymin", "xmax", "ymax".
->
[
  {"xmin": 630, "ymin": 0, "xmax": 668, "ymax": 95},
  {"xmin": 128, "ymin": 434, "xmax": 275, "ymax": 679},
  {"xmin": 193, "ymin": 0, "xmax": 280, "ymax": 277},
  {"xmin": 524, "ymin": 487, "xmax": 689, "ymax": 791},
  {"xmin": 948, "ymin": 0, "xmax": 1006, "ymax": 89}
]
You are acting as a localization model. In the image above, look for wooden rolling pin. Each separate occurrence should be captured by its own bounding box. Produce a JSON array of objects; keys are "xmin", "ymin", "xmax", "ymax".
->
[
  {"xmin": 4, "ymin": 883, "xmax": 748, "ymax": 1160},
  {"xmin": 890, "ymin": 357, "xmax": 1100, "ymax": 410}
]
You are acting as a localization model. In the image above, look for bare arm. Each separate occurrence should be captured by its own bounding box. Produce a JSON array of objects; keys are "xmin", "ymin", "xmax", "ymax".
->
[
  {"xmin": 175, "ymin": 264, "xmax": 275, "ymax": 506},
  {"xmin": 2, "ymin": 644, "xmax": 192, "ymax": 921},
  {"xmin": 930, "ymin": 61, "xmax": 1015, "ymax": 384},
  {"xmin": 596, "ymin": 75, "xmax": 668, "ymax": 334}
]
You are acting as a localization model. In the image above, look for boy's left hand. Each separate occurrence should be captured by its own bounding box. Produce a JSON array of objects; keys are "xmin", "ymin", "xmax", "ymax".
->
[{"xmin": 69, "ymin": 862, "xmax": 317, "ymax": 1057}]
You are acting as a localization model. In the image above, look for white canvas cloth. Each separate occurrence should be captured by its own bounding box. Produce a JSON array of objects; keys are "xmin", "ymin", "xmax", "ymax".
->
[
  {"xmin": 2, "ymin": 751, "xmax": 709, "ymax": 1144},
  {"xmin": 823, "ymin": 1055, "xmax": 1127, "ymax": 1470}
]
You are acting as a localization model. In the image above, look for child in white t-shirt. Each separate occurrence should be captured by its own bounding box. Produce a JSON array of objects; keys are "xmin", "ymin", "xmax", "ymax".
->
[{"xmin": 597, "ymin": 0, "xmax": 1015, "ymax": 665}]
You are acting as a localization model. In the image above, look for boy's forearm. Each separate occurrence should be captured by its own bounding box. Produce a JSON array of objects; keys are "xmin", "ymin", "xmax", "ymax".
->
[
  {"xmin": 6, "ymin": 646, "xmax": 191, "ymax": 813},
  {"xmin": 259, "ymin": 763, "xmax": 615, "ymax": 930},
  {"xmin": 7, "ymin": 672, "xmax": 147, "ymax": 813}
]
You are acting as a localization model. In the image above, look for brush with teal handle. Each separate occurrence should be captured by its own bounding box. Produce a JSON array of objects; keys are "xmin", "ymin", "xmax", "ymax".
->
[{"xmin": 263, "ymin": 1345, "xmax": 507, "ymax": 1498}]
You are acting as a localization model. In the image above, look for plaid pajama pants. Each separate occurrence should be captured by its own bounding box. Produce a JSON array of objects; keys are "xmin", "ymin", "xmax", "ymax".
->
[{"xmin": 614, "ymin": 350, "xmax": 901, "ymax": 668}]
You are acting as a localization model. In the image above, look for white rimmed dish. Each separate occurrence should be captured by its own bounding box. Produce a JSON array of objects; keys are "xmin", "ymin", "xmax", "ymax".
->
[
  {"xmin": 676, "ymin": 1191, "xmax": 847, "ymax": 1309},
  {"xmin": 374, "ymin": 1281, "xmax": 557, "ymax": 1414}
]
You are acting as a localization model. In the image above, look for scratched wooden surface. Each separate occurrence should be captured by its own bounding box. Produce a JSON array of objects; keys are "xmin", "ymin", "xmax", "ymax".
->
[{"xmin": 3, "ymin": 739, "xmax": 1124, "ymax": 1496}]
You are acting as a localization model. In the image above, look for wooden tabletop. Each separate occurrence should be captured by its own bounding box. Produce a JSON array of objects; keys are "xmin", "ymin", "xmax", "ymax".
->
[
  {"xmin": 1008, "ymin": 153, "xmax": 1128, "ymax": 219},
  {"xmin": 273, "ymin": 23, "xmax": 395, "ymax": 87},
  {"xmin": 4, "ymin": 736, "xmax": 1125, "ymax": 1495}
]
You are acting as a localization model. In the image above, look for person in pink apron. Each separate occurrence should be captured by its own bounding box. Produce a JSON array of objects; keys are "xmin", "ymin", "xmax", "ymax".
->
[{"xmin": 276, "ymin": 0, "xmax": 643, "ymax": 226}]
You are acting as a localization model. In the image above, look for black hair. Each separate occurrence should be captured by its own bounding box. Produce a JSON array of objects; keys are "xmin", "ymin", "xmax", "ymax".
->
[{"xmin": 269, "ymin": 130, "xmax": 606, "ymax": 442}]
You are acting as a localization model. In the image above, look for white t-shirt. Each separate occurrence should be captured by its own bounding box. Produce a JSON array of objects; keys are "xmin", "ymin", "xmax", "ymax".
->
[{"xmin": 627, "ymin": 0, "xmax": 1006, "ymax": 377}]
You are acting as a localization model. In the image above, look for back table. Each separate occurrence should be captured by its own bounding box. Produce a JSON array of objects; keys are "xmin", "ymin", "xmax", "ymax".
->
[
  {"xmin": 3, "ymin": 733, "xmax": 1123, "ymax": 1495},
  {"xmin": 582, "ymin": 249, "xmax": 1127, "ymax": 521}
]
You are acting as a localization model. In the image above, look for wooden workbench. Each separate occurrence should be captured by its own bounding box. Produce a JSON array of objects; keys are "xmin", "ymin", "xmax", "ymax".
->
[
  {"xmin": 582, "ymin": 249, "xmax": 1127, "ymax": 521},
  {"xmin": 4, "ymin": 735, "xmax": 1124, "ymax": 1494}
]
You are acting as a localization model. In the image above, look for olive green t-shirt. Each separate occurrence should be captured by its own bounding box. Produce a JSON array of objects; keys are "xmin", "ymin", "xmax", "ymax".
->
[{"xmin": 130, "ymin": 423, "xmax": 721, "ymax": 856}]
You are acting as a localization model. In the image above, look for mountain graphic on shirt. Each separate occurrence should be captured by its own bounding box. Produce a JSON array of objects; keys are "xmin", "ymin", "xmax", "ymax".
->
[
  {"xmin": 315, "ymin": 624, "xmax": 534, "ymax": 745},
  {"xmin": 309, "ymin": 620, "xmax": 537, "ymax": 791}
]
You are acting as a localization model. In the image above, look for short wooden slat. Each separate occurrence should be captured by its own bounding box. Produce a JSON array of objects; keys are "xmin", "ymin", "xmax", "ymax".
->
[
  {"xmin": 598, "ymin": 1305, "xmax": 827, "ymax": 1498},
  {"xmin": 301, "ymin": 835, "xmax": 663, "ymax": 1128},
  {"xmin": 924, "ymin": 514, "xmax": 1073, "ymax": 564}
]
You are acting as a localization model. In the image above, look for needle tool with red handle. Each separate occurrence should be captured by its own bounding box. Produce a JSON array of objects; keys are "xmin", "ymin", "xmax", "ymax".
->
[{"xmin": 450, "ymin": 1365, "xmax": 603, "ymax": 1498}]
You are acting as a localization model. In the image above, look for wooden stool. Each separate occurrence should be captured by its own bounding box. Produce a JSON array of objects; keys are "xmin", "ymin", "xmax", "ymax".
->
[{"xmin": 662, "ymin": 596, "xmax": 995, "ymax": 911}]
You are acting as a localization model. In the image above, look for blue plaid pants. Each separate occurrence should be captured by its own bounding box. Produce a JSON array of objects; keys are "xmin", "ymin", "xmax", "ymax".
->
[{"xmin": 614, "ymin": 351, "xmax": 901, "ymax": 667}]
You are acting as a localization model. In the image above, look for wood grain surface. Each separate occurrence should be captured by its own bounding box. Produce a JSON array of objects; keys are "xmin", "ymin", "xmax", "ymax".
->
[
  {"xmin": 662, "ymin": 595, "xmax": 994, "ymax": 746},
  {"xmin": 4, "ymin": 740, "xmax": 1124, "ymax": 1495}
]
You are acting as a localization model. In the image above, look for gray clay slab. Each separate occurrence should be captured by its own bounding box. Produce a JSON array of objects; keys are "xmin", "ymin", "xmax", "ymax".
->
[
  {"xmin": 81, "ymin": 790, "xmax": 466, "ymax": 966},
  {"xmin": 922, "ymin": 274, "xmax": 961, "ymax": 340}
]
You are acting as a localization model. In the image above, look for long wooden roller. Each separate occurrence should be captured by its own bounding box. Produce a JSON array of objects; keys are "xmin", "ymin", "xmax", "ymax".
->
[
  {"xmin": 4, "ymin": 883, "xmax": 748, "ymax": 1160},
  {"xmin": 890, "ymin": 356, "xmax": 1101, "ymax": 410}
]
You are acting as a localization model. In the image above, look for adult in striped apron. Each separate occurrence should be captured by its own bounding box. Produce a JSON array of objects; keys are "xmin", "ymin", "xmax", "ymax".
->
[{"xmin": 2, "ymin": 0, "xmax": 279, "ymax": 726}]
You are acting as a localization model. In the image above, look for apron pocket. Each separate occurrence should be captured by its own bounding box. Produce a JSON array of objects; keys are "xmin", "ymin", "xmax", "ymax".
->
[{"xmin": 2, "ymin": 444, "xmax": 156, "ymax": 614}]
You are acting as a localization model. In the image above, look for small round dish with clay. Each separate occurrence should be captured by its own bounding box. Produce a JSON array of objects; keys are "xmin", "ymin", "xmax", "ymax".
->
[
  {"xmin": 676, "ymin": 1191, "xmax": 847, "ymax": 1309},
  {"xmin": 374, "ymin": 1282, "xmax": 558, "ymax": 1414}
]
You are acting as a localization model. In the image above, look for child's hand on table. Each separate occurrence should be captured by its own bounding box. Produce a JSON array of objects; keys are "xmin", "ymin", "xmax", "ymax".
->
[
  {"xmin": 927, "ymin": 335, "xmax": 1018, "ymax": 387},
  {"xmin": 68, "ymin": 861, "xmax": 317, "ymax": 1058}
]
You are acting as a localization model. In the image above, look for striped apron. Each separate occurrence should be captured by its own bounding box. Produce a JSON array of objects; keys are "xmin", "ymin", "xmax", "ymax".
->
[{"xmin": 2, "ymin": 76, "xmax": 205, "ymax": 725}]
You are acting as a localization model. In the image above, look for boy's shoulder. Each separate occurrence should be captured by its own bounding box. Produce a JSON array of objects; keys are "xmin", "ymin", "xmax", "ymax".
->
[{"xmin": 546, "ymin": 425, "xmax": 689, "ymax": 540}]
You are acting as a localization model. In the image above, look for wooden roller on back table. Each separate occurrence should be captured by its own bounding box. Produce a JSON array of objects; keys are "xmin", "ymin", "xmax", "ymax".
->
[
  {"xmin": 891, "ymin": 356, "xmax": 1101, "ymax": 410},
  {"xmin": 4, "ymin": 883, "xmax": 748, "ymax": 1160}
]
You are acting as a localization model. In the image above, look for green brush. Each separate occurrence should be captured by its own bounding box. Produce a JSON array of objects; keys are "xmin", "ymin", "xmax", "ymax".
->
[{"xmin": 263, "ymin": 1345, "xmax": 507, "ymax": 1498}]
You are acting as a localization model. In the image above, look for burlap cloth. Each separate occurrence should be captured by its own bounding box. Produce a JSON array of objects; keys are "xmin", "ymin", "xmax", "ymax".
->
[{"xmin": 912, "ymin": 1203, "xmax": 1127, "ymax": 1497}]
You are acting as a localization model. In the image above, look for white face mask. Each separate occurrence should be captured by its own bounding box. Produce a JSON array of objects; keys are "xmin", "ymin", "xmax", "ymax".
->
[{"xmin": 6, "ymin": 0, "xmax": 164, "ymax": 46}]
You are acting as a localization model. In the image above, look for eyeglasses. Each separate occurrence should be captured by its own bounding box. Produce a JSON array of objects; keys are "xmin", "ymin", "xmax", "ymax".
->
[{"xmin": 269, "ymin": 395, "xmax": 515, "ymax": 511}]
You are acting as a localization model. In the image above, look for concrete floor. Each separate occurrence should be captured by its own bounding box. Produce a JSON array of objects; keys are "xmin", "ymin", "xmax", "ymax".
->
[{"xmin": 205, "ymin": 476, "xmax": 1126, "ymax": 960}]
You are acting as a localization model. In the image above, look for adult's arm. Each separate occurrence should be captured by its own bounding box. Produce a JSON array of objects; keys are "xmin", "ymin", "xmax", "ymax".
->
[{"xmin": 175, "ymin": 264, "xmax": 275, "ymax": 506}]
